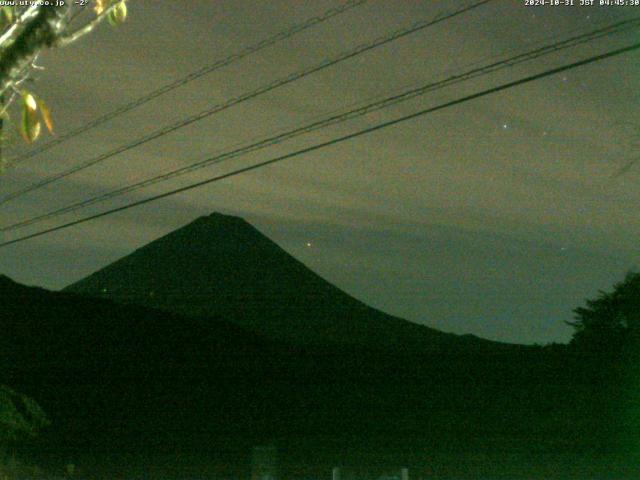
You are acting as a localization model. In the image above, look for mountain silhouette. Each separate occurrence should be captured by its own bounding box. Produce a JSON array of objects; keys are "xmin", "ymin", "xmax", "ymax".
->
[
  {"xmin": 2, "ymin": 275, "xmax": 277, "ymax": 445},
  {"xmin": 65, "ymin": 212, "xmax": 501, "ymax": 353},
  {"xmin": 4, "ymin": 215, "xmax": 635, "ymax": 476},
  {"xmin": 2, "ymin": 273, "xmax": 634, "ymax": 477},
  {"xmin": 2, "ymin": 275, "xmax": 526, "ymax": 454}
]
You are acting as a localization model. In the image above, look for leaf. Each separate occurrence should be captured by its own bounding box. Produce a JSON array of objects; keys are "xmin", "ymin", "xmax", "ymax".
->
[
  {"xmin": 36, "ymin": 96, "xmax": 53, "ymax": 133},
  {"xmin": 23, "ymin": 91, "xmax": 37, "ymax": 112},
  {"xmin": 108, "ymin": 1, "xmax": 127, "ymax": 26},
  {"xmin": 0, "ymin": 7, "xmax": 12, "ymax": 30},
  {"xmin": 0, "ymin": 6, "xmax": 14, "ymax": 25},
  {"xmin": 19, "ymin": 92, "xmax": 41, "ymax": 143},
  {"xmin": 94, "ymin": 0, "xmax": 107, "ymax": 15}
]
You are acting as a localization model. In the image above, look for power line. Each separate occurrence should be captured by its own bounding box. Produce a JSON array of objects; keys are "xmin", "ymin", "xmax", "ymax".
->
[
  {"xmin": 1, "ymin": 41, "xmax": 637, "ymax": 249},
  {"xmin": 6, "ymin": 0, "xmax": 370, "ymax": 164},
  {"xmin": 0, "ymin": 0, "xmax": 492, "ymax": 206},
  {"xmin": 2, "ymin": 17, "xmax": 637, "ymax": 233}
]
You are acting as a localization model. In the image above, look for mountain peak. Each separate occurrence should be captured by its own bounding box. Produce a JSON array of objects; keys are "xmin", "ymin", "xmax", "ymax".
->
[
  {"xmin": 65, "ymin": 214, "xmax": 498, "ymax": 352},
  {"xmin": 167, "ymin": 212, "xmax": 264, "ymax": 244},
  {"xmin": 197, "ymin": 211, "xmax": 247, "ymax": 225}
]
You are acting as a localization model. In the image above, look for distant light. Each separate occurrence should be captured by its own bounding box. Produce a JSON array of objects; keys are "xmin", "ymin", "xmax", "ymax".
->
[
  {"xmin": 306, "ymin": 242, "xmax": 312, "ymax": 247},
  {"xmin": 101, "ymin": 288, "xmax": 107, "ymax": 293},
  {"xmin": 502, "ymin": 124, "xmax": 508, "ymax": 130}
]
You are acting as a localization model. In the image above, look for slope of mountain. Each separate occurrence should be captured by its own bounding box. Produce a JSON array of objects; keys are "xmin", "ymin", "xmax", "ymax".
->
[
  {"xmin": 3, "ymin": 274, "xmax": 518, "ymax": 453},
  {"xmin": 2, "ymin": 275, "xmax": 276, "ymax": 447},
  {"xmin": 64, "ymin": 213, "xmax": 502, "ymax": 353},
  {"xmin": 3, "ymin": 274, "xmax": 635, "ymax": 477}
]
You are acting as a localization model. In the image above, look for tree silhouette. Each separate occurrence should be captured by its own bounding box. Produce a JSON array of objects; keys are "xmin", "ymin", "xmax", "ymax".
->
[{"xmin": 568, "ymin": 271, "xmax": 640, "ymax": 354}]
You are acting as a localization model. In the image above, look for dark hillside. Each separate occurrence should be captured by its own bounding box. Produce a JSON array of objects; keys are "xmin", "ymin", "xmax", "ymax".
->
[{"xmin": 2, "ymin": 275, "xmax": 634, "ymax": 472}]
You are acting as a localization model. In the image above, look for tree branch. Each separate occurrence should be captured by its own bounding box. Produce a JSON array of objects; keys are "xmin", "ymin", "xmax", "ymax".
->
[
  {"xmin": 55, "ymin": 1, "xmax": 122, "ymax": 48},
  {"xmin": 0, "ymin": 6, "xmax": 40, "ymax": 49},
  {"xmin": 0, "ymin": 5, "xmax": 70, "ymax": 97}
]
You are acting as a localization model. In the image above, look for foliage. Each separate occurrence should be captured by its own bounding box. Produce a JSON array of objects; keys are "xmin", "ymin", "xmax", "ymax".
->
[
  {"xmin": 0, "ymin": 458, "xmax": 44, "ymax": 480},
  {"xmin": 568, "ymin": 271, "xmax": 640, "ymax": 353},
  {"xmin": 0, "ymin": 385, "xmax": 49, "ymax": 444},
  {"xmin": 0, "ymin": 1, "xmax": 128, "ymax": 153}
]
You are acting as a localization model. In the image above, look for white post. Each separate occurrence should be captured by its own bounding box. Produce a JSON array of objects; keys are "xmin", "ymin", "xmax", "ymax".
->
[
  {"xmin": 401, "ymin": 467, "xmax": 409, "ymax": 480},
  {"xmin": 332, "ymin": 466, "xmax": 341, "ymax": 480}
]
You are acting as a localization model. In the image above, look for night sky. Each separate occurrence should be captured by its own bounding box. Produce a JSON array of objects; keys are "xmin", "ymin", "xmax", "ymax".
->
[{"xmin": 0, "ymin": 0, "xmax": 638, "ymax": 344}]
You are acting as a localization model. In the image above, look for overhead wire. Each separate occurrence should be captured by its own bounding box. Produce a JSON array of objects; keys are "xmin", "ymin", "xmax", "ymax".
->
[
  {"xmin": 1, "ymin": 40, "xmax": 637, "ymax": 248},
  {"xmin": 0, "ymin": 0, "xmax": 493, "ymax": 206},
  {"xmin": 5, "ymin": 0, "xmax": 371, "ymax": 165},
  {"xmin": 1, "ymin": 16, "xmax": 638, "ymax": 233}
]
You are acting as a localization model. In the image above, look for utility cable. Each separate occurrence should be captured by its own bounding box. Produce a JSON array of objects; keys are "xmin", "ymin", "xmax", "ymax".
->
[
  {"xmin": 0, "ymin": 0, "xmax": 492, "ymax": 206},
  {"xmin": 2, "ymin": 17, "xmax": 637, "ymax": 233},
  {"xmin": 1, "ymin": 40, "xmax": 637, "ymax": 248},
  {"xmin": 6, "ymin": 0, "xmax": 371, "ymax": 164}
]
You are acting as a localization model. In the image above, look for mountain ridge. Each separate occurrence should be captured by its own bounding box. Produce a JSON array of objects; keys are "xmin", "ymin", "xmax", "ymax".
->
[
  {"xmin": 2, "ymin": 273, "xmax": 631, "ymax": 475},
  {"xmin": 64, "ymin": 212, "xmax": 512, "ymax": 353}
]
